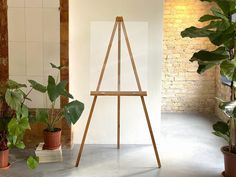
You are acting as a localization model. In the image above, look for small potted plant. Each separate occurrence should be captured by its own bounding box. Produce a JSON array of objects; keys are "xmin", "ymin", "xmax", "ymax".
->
[
  {"xmin": 0, "ymin": 80, "xmax": 38, "ymax": 169},
  {"xmin": 0, "ymin": 81, "xmax": 11, "ymax": 169},
  {"xmin": 29, "ymin": 63, "xmax": 84, "ymax": 150},
  {"xmin": 181, "ymin": 0, "xmax": 236, "ymax": 176}
]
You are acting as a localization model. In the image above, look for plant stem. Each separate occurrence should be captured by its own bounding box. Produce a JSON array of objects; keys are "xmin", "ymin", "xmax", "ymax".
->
[
  {"xmin": 51, "ymin": 111, "xmax": 63, "ymax": 129},
  {"xmin": 22, "ymin": 87, "xmax": 33, "ymax": 105},
  {"xmin": 49, "ymin": 102, "xmax": 55, "ymax": 131}
]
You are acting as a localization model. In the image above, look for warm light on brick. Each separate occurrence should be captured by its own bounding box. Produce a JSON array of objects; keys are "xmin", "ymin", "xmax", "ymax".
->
[{"xmin": 162, "ymin": 0, "xmax": 216, "ymax": 114}]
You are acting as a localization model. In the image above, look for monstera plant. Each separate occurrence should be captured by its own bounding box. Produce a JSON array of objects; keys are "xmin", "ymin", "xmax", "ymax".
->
[
  {"xmin": 29, "ymin": 63, "xmax": 84, "ymax": 150},
  {"xmin": 181, "ymin": 0, "xmax": 236, "ymax": 176}
]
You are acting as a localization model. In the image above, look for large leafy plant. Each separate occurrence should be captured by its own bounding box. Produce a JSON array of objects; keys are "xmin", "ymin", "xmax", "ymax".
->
[
  {"xmin": 0, "ymin": 80, "xmax": 38, "ymax": 169},
  {"xmin": 29, "ymin": 63, "xmax": 84, "ymax": 132},
  {"xmin": 181, "ymin": 0, "xmax": 236, "ymax": 153}
]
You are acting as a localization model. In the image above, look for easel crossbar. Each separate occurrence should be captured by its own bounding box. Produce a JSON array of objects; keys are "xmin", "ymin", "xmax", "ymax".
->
[{"xmin": 90, "ymin": 91, "xmax": 147, "ymax": 96}]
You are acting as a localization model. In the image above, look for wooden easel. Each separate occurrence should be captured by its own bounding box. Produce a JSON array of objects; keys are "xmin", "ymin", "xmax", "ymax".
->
[{"xmin": 75, "ymin": 16, "xmax": 161, "ymax": 168}]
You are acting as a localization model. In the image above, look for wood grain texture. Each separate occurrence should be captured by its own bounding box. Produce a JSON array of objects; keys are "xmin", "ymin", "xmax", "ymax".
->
[
  {"xmin": 0, "ymin": 0, "xmax": 8, "ymax": 83},
  {"xmin": 60, "ymin": 0, "xmax": 71, "ymax": 149},
  {"xmin": 90, "ymin": 91, "xmax": 147, "ymax": 96},
  {"xmin": 117, "ymin": 22, "xmax": 121, "ymax": 149},
  {"xmin": 75, "ymin": 96, "xmax": 98, "ymax": 167}
]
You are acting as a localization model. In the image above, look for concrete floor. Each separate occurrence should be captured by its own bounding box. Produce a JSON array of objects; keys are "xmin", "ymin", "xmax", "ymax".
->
[{"xmin": 1, "ymin": 113, "xmax": 225, "ymax": 177}]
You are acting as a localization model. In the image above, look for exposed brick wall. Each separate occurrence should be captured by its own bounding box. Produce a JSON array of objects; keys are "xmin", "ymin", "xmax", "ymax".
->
[
  {"xmin": 0, "ymin": 0, "xmax": 8, "ymax": 83},
  {"xmin": 162, "ymin": 0, "xmax": 216, "ymax": 114},
  {"xmin": 60, "ymin": 0, "xmax": 72, "ymax": 148}
]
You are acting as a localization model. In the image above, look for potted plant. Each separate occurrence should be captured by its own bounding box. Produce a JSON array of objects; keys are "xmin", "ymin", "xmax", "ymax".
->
[
  {"xmin": 0, "ymin": 81, "xmax": 11, "ymax": 169},
  {"xmin": 0, "ymin": 80, "xmax": 38, "ymax": 169},
  {"xmin": 213, "ymin": 99, "xmax": 236, "ymax": 177},
  {"xmin": 181, "ymin": 0, "xmax": 236, "ymax": 176},
  {"xmin": 29, "ymin": 63, "xmax": 84, "ymax": 150}
]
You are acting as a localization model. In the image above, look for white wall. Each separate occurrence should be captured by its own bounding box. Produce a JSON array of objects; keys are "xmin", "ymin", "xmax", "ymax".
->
[
  {"xmin": 70, "ymin": 0, "xmax": 163, "ymax": 144},
  {"xmin": 8, "ymin": 0, "xmax": 60, "ymax": 108}
]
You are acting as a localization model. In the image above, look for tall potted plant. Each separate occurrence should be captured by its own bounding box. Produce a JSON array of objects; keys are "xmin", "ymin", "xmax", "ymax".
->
[
  {"xmin": 29, "ymin": 63, "xmax": 84, "ymax": 150},
  {"xmin": 0, "ymin": 80, "xmax": 38, "ymax": 169},
  {"xmin": 181, "ymin": 0, "xmax": 236, "ymax": 176}
]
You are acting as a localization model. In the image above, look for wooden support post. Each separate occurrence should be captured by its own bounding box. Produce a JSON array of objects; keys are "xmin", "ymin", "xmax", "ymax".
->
[
  {"xmin": 121, "ymin": 21, "xmax": 142, "ymax": 91},
  {"xmin": 140, "ymin": 96, "xmax": 161, "ymax": 168},
  {"xmin": 96, "ymin": 22, "xmax": 118, "ymax": 91},
  {"xmin": 117, "ymin": 21, "xmax": 121, "ymax": 149},
  {"xmin": 75, "ymin": 96, "xmax": 97, "ymax": 167}
]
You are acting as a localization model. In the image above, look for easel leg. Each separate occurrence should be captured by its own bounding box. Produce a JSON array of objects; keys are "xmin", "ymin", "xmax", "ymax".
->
[
  {"xmin": 140, "ymin": 96, "xmax": 161, "ymax": 168},
  {"xmin": 75, "ymin": 96, "xmax": 98, "ymax": 167},
  {"xmin": 117, "ymin": 96, "xmax": 120, "ymax": 149}
]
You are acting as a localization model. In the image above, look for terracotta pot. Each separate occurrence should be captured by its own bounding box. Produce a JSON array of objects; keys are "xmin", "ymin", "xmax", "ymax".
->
[
  {"xmin": 0, "ymin": 148, "xmax": 9, "ymax": 169},
  {"xmin": 43, "ymin": 128, "xmax": 61, "ymax": 150},
  {"xmin": 221, "ymin": 146, "xmax": 236, "ymax": 177}
]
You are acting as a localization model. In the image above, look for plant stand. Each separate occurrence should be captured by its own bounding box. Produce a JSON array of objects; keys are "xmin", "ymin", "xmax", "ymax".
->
[{"xmin": 75, "ymin": 16, "xmax": 161, "ymax": 168}]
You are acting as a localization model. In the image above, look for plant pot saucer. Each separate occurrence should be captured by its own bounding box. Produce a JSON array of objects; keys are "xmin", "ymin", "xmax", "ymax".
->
[{"xmin": 0, "ymin": 163, "xmax": 11, "ymax": 170}]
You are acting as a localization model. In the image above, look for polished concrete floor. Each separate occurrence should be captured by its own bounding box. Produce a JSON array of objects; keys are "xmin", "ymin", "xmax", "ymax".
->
[{"xmin": 1, "ymin": 113, "xmax": 225, "ymax": 177}]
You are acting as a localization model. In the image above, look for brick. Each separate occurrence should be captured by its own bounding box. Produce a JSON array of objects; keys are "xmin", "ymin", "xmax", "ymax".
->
[{"xmin": 162, "ymin": 0, "xmax": 216, "ymax": 115}]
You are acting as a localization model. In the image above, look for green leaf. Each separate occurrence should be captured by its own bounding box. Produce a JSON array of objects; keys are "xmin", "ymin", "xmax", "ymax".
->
[
  {"xmin": 57, "ymin": 80, "xmax": 73, "ymax": 99},
  {"xmin": 7, "ymin": 80, "xmax": 26, "ymax": 89},
  {"xmin": 8, "ymin": 117, "xmax": 30, "ymax": 136},
  {"xmin": 190, "ymin": 48, "xmax": 229, "ymax": 63},
  {"xmin": 197, "ymin": 63, "xmax": 216, "ymax": 74},
  {"xmin": 28, "ymin": 80, "xmax": 47, "ymax": 93},
  {"xmin": 214, "ymin": 0, "xmax": 235, "ymax": 16},
  {"xmin": 213, "ymin": 131, "xmax": 230, "ymax": 142},
  {"xmin": 233, "ymin": 107, "xmax": 236, "ymax": 117},
  {"xmin": 47, "ymin": 75, "xmax": 59, "ymax": 102},
  {"xmin": 181, "ymin": 26, "xmax": 213, "ymax": 38},
  {"xmin": 212, "ymin": 120, "xmax": 230, "ymax": 142},
  {"xmin": 20, "ymin": 105, "xmax": 29, "ymax": 118},
  {"xmin": 220, "ymin": 59, "xmax": 236, "ymax": 81},
  {"xmin": 201, "ymin": 0, "xmax": 236, "ymax": 16},
  {"xmin": 211, "ymin": 7, "xmax": 229, "ymax": 21},
  {"xmin": 217, "ymin": 99, "xmax": 236, "ymax": 118},
  {"xmin": 19, "ymin": 117, "xmax": 31, "ymax": 130},
  {"xmin": 5, "ymin": 89, "xmax": 23, "ymax": 111},
  {"xmin": 36, "ymin": 109, "xmax": 49, "ymax": 124},
  {"xmin": 199, "ymin": 14, "xmax": 221, "ymax": 22},
  {"xmin": 50, "ymin": 63, "xmax": 63, "ymax": 70},
  {"xmin": 7, "ymin": 141, "xmax": 14, "ymax": 149},
  {"xmin": 213, "ymin": 121, "xmax": 229, "ymax": 134},
  {"xmin": 47, "ymin": 76, "xmax": 73, "ymax": 102},
  {"xmin": 27, "ymin": 156, "xmax": 39, "ymax": 169},
  {"xmin": 15, "ymin": 141, "xmax": 25, "ymax": 149},
  {"xmin": 204, "ymin": 20, "xmax": 230, "ymax": 31},
  {"xmin": 64, "ymin": 100, "xmax": 84, "ymax": 124},
  {"xmin": 209, "ymin": 25, "xmax": 235, "ymax": 47}
]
